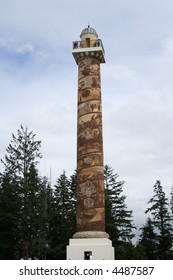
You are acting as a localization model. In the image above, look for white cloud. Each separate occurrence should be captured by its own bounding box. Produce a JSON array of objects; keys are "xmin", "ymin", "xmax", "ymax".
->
[{"xmin": 16, "ymin": 43, "xmax": 35, "ymax": 54}]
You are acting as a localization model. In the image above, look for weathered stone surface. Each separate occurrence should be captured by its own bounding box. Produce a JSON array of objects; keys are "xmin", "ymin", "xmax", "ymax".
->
[
  {"xmin": 77, "ymin": 153, "xmax": 103, "ymax": 170},
  {"xmin": 76, "ymin": 56, "xmax": 105, "ymax": 234},
  {"xmin": 78, "ymin": 100, "xmax": 101, "ymax": 117}
]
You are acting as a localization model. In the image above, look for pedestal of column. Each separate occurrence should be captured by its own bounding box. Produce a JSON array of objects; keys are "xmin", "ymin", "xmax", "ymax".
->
[{"xmin": 67, "ymin": 237, "xmax": 114, "ymax": 260}]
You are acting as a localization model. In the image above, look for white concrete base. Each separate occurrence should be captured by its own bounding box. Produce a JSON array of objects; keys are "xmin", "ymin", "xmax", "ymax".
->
[{"xmin": 67, "ymin": 238, "xmax": 114, "ymax": 260}]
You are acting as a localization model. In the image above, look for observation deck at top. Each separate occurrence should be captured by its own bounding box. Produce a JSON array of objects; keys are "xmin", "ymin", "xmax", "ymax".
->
[{"xmin": 72, "ymin": 25, "xmax": 105, "ymax": 64}]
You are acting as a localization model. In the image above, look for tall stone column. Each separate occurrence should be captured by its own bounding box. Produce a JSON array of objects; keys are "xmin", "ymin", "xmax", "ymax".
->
[
  {"xmin": 72, "ymin": 26, "xmax": 108, "ymax": 238},
  {"xmin": 67, "ymin": 26, "xmax": 114, "ymax": 259}
]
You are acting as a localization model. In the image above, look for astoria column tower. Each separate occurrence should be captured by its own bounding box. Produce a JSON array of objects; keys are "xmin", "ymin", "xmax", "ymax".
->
[{"xmin": 67, "ymin": 26, "xmax": 114, "ymax": 259}]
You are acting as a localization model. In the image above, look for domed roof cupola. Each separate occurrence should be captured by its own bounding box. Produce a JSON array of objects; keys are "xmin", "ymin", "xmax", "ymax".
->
[{"xmin": 80, "ymin": 25, "xmax": 98, "ymax": 38}]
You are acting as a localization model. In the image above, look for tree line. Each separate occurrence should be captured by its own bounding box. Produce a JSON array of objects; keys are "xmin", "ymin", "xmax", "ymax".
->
[{"xmin": 0, "ymin": 126, "xmax": 173, "ymax": 259}]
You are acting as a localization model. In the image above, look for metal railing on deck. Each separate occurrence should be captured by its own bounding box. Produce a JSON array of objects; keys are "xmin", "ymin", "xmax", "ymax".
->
[{"xmin": 73, "ymin": 39, "xmax": 105, "ymax": 54}]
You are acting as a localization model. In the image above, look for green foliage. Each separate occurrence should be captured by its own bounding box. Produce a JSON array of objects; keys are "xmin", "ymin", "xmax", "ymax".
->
[
  {"xmin": 104, "ymin": 165, "xmax": 136, "ymax": 259},
  {"xmin": 138, "ymin": 217, "xmax": 158, "ymax": 259},
  {"xmin": 1, "ymin": 125, "xmax": 42, "ymax": 177},
  {"xmin": 0, "ymin": 126, "xmax": 48, "ymax": 259},
  {"xmin": 47, "ymin": 171, "xmax": 76, "ymax": 259},
  {"xmin": 170, "ymin": 186, "xmax": 173, "ymax": 217},
  {"xmin": 143, "ymin": 180, "xmax": 173, "ymax": 259},
  {"xmin": 1, "ymin": 126, "xmax": 173, "ymax": 260},
  {"xmin": 0, "ymin": 174, "xmax": 22, "ymax": 259}
]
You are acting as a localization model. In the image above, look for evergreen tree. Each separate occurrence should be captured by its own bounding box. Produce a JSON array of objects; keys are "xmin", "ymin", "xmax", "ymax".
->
[
  {"xmin": 104, "ymin": 165, "xmax": 136, "ymax": 259},
  {"xmin": 170, "ymin": 186, "xmax": 173, "ymax": 217},
  {"xmin": 36, "ymin": 176, "xmax": 52, "ymax": 260},
  {"xmin": 133, "ymin": 243, "xmax": 147, "ymax": 260},
  {"xmin": 138, "ymin": 217, "xmax": 158, "ymax": 259},
  {"xmin": 0, "ymin": 126, "xmax": 47, "ymax": 259},
  {"xmin": 1, "ymin": 125, "xmax": 42, "ymax": 178},
  {"xmin": 17, "ymin": 164, "xmax": 43, "ymax": 259},
  {"xmin": 104, "ymin": 165, "xmax": 120, "ymax": 244},
  {"xmin": 68, "ymin": 170, "xmax": 77, "ymax": 233},
  {"xmin": 145, "ymin": 180, "xmax": 173, "ymax": 259},
  {"xmin": 0, "ymin": 173, "xmax": 21, "ymax": 259},
  {"xmin": 170, "ymin": 186, "xmax": 173, "ymax": 242},
  {"xmin": 48, "ymin": 171, "xmax": 76, "ymax": 259}
]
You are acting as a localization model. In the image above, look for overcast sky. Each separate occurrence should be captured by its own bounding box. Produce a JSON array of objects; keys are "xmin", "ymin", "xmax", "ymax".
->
[{"xmin": 1, "ymin": 0, "xmax": 173, "ymax": 237}]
